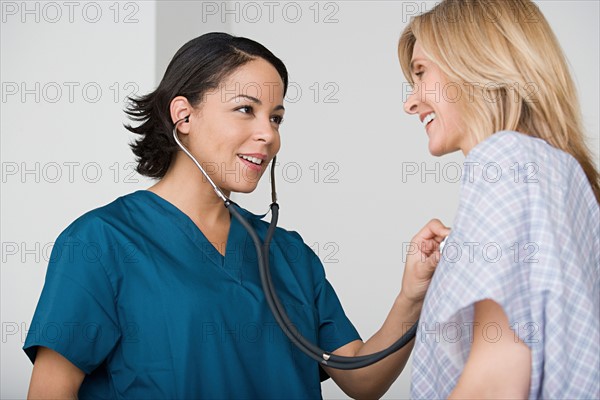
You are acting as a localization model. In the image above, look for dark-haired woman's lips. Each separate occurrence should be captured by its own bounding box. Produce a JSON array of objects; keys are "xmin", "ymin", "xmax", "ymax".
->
[{"xmin": 238, "ymin": 154, "xmax": 264, "ymax": 171}]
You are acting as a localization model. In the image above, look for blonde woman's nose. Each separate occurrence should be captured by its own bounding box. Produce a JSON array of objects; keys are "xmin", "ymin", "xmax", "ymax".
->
[{"xmin": 404, "ymin": 87, "xmax": 419, "ymax": 115}]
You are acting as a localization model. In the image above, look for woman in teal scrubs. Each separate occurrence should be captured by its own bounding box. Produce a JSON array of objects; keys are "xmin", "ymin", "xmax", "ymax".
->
[{"xmin": 24, "ymin": 33, "xmax": 449, "ymax": 399}]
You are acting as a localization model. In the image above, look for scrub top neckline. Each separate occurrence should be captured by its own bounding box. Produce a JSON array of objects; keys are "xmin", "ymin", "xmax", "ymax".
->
[{"xmin": 132, "ymin": 189, "xmax": 250, "ymax": 283}]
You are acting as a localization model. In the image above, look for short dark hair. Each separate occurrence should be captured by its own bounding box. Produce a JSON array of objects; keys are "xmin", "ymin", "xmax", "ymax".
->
[{"xmin": 124, "ymin": 32, "xmax": 289, "ymax": 179}]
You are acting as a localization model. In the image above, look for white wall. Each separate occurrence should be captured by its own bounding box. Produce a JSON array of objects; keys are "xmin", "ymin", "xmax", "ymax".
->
[
  {"xmin": 0, "ymin": 1, "xmax": 157, "ymax": 397},
  {"xmin": 1, "ymin": 1, "xmax": 598, "ymax": 399}
]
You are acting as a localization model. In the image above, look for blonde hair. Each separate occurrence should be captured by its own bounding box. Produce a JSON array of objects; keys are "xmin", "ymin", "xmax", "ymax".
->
[{"xmin": 398, "ymin": 0, "xmax": 600, "ymax": 203}]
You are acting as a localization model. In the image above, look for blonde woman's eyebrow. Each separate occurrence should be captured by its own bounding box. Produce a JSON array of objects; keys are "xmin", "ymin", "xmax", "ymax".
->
[{"xmin": 410, "ymin": 58, "xmax": 427, "ymax": 72}]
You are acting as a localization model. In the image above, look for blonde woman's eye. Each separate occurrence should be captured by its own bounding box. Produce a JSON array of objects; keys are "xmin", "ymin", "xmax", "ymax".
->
[{"xmin": 415, "ymin": 71, "xmax": 424, "ymax": 78}]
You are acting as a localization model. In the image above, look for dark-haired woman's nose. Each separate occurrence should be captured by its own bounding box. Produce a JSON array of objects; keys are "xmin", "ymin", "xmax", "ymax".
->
[{"xmin": 253, "ymin": 118, "xmax": 277, "ymax": 144}]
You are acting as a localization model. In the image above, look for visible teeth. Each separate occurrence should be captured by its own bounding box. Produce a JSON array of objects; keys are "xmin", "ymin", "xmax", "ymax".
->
[
  {"xmin": 423, "ymin": 112, "xmax": 436, "ymax": 127},
  {"xmin": 239, "ymin": 155, "xmax": 263, "ymax": 165}
]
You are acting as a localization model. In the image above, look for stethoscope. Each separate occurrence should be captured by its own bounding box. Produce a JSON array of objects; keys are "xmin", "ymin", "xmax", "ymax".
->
[{"xmin": 173, "ymin": 116, "xmax": 418, "ymax": 369}]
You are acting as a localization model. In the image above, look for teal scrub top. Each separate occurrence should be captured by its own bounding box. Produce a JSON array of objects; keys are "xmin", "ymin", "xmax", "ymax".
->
[{"xmin": 24, "ymin": 190, "xmax": 360, "ymax": 399}]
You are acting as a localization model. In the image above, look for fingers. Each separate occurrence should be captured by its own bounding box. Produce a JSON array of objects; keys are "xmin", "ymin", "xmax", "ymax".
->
[
  {"xmin": 426, "ymin": 218, "xmax": 451, "ymax": 239},
  {"xmin": 412, "ymin": 248, "xmax": 441, "ymax": 280},
  {"xmin": 413, "ymin": 219, "xmax": 451, "ymax": 242},
  {"xmin": 418, "ymin": 238, "xmax": 439, "ymax": 256}
]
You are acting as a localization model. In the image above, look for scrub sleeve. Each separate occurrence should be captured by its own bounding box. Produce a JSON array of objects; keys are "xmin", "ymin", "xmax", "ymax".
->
[{"xmin": 23, "ymin": 224, "xmax": 120, "ymax": 374}]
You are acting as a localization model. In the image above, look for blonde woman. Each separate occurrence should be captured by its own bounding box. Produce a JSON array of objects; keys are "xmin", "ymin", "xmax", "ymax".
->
[{"xmin": 398, "ymin": 0, "xmax": 599, "ymax": 398}]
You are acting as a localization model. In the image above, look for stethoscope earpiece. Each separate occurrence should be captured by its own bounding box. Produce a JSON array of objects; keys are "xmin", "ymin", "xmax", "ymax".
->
[{"xmin": 174, "ymin": 115, "xmax": 190, "ymax": 126}]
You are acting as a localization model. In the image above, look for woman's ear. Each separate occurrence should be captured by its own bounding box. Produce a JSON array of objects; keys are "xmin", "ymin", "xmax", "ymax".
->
[{"xmin": 170, "ymin": 96, "xmax": 193, "ymax": 134}]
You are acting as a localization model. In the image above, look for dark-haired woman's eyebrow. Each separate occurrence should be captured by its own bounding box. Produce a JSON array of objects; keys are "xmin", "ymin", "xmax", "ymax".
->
[
  {"xmin": 230, "ymin": 94, "xmax": 262, "ymax": 104},
  {"xmin": 230, "ymin": 94, "xmax": 284, "ymax": 112}
]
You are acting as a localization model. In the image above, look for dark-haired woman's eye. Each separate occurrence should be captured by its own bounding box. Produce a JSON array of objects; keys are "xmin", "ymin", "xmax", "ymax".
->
[
  {"xmin": 236, "ymin": 105, "xmax": 253, "ymax": 114},
  {"xmin": 271, "ymin": 115, "xmax": 284, "ymax": 125}
]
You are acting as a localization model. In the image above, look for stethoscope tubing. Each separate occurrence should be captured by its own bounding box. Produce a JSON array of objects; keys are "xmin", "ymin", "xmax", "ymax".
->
[{"xmin": 173, "ymin": 117, "xmax": 419, "ymax": 369}]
